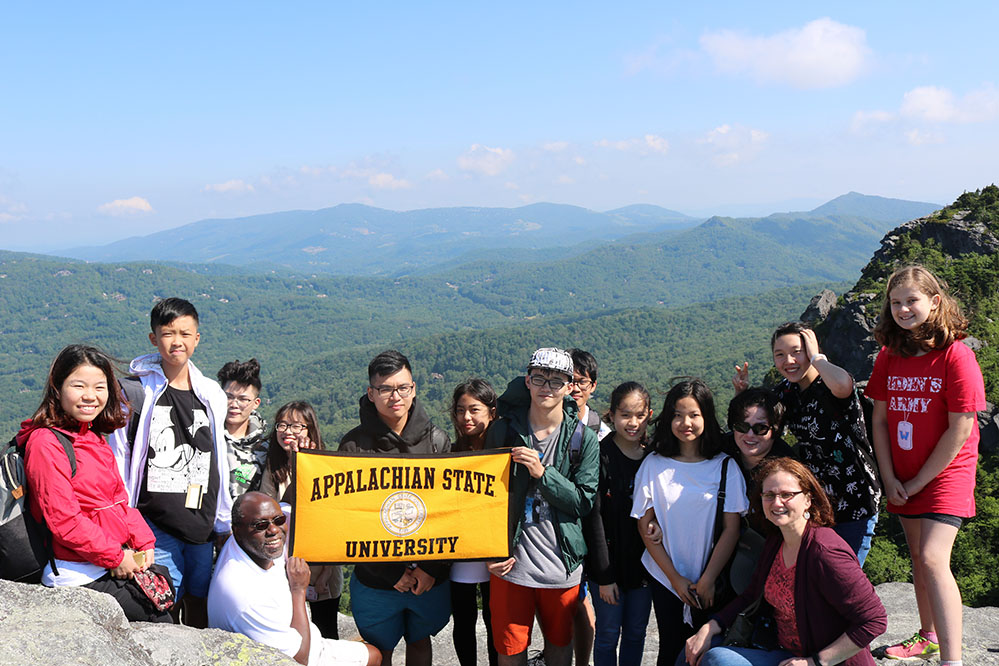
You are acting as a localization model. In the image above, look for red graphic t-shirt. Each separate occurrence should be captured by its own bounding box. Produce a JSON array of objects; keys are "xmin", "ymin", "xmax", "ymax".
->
[{"xmin": 866, "ymin": 341, "xmax": 986, "ymax": 517}]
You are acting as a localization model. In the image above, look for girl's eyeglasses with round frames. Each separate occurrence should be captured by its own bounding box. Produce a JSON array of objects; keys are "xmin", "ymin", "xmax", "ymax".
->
[
  {"xmin": 761, "ymin": 490, "xmax": 805, "ymax": 503},
  {"xmin": 276, "ymin": 422, "xmax": 307, "ymax": 433}
]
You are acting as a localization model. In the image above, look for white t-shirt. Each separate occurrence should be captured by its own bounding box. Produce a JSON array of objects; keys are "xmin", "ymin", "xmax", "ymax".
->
[
  {"xmin": 630, "ymin": 453, "xmax": 748, "ymax": 597},
  {"xmin": 451, "ymin": 561, "xmax": 490, "ymax": 584},
  {"xmin": 207, "ymin": 538, "xmax": 367, "ymax": 666}
]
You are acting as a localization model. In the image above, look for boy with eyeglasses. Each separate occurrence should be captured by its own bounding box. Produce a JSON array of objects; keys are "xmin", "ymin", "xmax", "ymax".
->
[
  {"xmin": 338, "ymin": 350, "xmax": 451, "ymax": 666},
  {"xmin": 109, "ymin": 297, "xmax": 232, "ymax": 628},
  {"xmin": 485, "ymin": 347, "xmax": 599, "ymax": 666},
  {"xmin": 217, "ymin": 358, "xmax": 269, "ymax": 500}
]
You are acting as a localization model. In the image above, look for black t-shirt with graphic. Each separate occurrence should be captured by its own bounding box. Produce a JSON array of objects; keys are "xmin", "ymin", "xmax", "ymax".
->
[
  {"xmin": 137, "ymin": 386, "xmax": 219, "ymax": 544},
  {"xmin": 774, "ymin": 377, "xmax": 881, "ymax": 523}
]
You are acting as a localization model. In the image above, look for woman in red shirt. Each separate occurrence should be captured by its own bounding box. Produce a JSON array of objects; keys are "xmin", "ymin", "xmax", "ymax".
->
[{"xmin": 18, "ymin": 344, "xmax": 170, "ymax": 622}]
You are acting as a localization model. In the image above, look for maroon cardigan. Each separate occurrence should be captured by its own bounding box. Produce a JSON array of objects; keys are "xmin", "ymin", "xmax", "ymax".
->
[{"xmin": 714, "ymin": 524, "xmax": 886, "ymax": 666}]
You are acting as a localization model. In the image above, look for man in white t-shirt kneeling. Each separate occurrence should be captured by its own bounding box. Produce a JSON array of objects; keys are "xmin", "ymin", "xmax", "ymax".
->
[{"xmin": 208, "ymin": 492, "xmax": 381, "ymax": 666}]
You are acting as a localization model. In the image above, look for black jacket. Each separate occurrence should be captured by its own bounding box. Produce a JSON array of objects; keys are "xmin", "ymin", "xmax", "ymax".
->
[{"xmin": 338, "ymin": 395, "xmax": 451, "ymax": 589}]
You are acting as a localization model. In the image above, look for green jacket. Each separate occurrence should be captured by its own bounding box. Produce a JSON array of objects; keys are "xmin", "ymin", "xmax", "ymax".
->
[{"xmin": 485, "ymin": 377, "xmax": 600, "ymax": 576}]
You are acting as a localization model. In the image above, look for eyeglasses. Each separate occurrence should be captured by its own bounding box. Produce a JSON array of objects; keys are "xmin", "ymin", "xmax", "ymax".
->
[
  {"xmin": 573, "ymin": 377, "xmax": 593, "ymax": 390},
  {"xmin": 225, "ymin": 393, "xmax": 256, "ymax": 407},
  {"xmin": 732, "ymin": 421, "xmax": 773, "ymax": 435},
  {"xmin": 370, "ymin": 384, "xmax": 415, "ymax": 398},
  {"xmin": 276, "ymin": 422, "xmax": 307, "ymax": 434},
  {"xmin": 528, "ymin": 374, "xmax": 569, "ymax": 391},
  {"xmin": 242, "ymin": 514, "xmax": 287, "ymax": 532},
  {"xmin": 761, "ymin": 490, "xmax": 805, "ymax": 503}
]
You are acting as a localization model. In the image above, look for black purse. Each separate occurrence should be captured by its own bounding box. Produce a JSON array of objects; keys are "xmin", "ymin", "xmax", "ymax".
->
[
  {"xmin": 723, "ymin": 594, "xmax": 778, "ymax": 650},
  {"xmin": 706, "ymin": 456, "xmax": 735, "ymax": 610}
]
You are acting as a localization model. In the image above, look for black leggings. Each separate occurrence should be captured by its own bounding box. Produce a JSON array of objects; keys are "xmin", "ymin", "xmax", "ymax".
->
[
  {"xmin": 650, "ymin": 577, "xmax": 711, "ymax": 666},
  {"xmin": 310, "ymin": 596, "xmax": 341, "ymax": 639},
  {"xmin": 450, "ymin": 580, "xmax": 497, "ymax": 666},
  {"xmin": 85, "ymin": 574, "xmax": 174, "ymax": 623}
]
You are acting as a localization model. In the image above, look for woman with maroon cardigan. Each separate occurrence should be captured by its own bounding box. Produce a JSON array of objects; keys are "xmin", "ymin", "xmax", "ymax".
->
[{"xmin": 682, "ymin": 458, "xmax": 886, "ymax": 666}]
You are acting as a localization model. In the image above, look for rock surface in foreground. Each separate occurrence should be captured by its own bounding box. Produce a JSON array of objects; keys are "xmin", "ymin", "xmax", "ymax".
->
[{"xmin": 4, "ymin": 579, "xmax": 999, "ymax": 664}]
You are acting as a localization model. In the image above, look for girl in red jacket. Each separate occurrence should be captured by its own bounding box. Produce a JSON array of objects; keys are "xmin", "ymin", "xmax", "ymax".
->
[{"xmin": 18, "ymin": 344, "xmax": 171, "ymax": 622}]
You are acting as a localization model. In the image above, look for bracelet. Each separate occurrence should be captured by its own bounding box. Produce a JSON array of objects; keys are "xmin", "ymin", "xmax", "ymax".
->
[{"xmin": 810, "ymin": 353, "xmax": 828, "ymax": 364}]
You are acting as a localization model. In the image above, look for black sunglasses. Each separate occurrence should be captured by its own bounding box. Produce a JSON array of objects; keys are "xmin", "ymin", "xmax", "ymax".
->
[
  {"xmin": 732, "ymin": 421, "xmax": 772, "ymax": 435},
  {"xmin": 243, "ymin": 514, "xmax": 287, "ymax": 532}
]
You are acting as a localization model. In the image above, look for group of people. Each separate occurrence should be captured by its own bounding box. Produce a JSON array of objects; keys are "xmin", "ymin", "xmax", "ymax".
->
[{"xmin": 12, "ymin": 263, "xmax": 984, "ymax": 666}]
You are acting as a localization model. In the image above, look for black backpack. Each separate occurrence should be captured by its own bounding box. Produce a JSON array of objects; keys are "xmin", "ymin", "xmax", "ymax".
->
[{"xmin": 0, "ymin": 429, "xmax": 77, "ymax": 583}]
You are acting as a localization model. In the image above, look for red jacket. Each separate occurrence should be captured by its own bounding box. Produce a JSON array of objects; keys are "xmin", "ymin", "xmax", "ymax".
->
[
  {"xmin": 18, "ymin": 421, "xmax": 155, "ymax": 570},
  {"xmin": 714, "ymin": 524, "xmax": 886, "ymax": 666}
]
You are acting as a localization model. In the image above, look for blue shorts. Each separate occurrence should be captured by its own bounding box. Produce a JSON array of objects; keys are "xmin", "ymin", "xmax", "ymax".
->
[
  {"xmin": 147, "ymin": 520, "xmax": 214, "ymax": 600},
  {"xmin": 349, "ymin": 575, "xmax": 451, "ymax": 651}
]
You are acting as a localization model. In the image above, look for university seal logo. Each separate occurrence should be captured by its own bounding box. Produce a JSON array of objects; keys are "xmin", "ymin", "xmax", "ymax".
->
[{"xmin": 380, "ymin": 491, "xmax": 427, "ymax": 537}]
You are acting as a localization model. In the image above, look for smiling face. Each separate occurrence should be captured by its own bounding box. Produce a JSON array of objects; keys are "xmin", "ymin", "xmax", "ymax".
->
[
  {"xmin": 149, "ymin": 315, "xmax": 200, "ymax": 371},
  {"xmin": 570, "ymin": 371, "xmax": 595, "ymax": 411},
  {"xmin": 772, "ymin": 333, "xmax": 814, "ymax": 385},
  {"xmin": 455, "ymin": 393, "xmax": 495, "ymax": 442},
  {"xmin": 761, "ymin": 470, "xmax": 811, "ymax": 534},
  {"xmin": 275, "ymin": 409, "xmax": 311, "ymax": 453},
  {"xmin": 671, "ymin": 395, "xmax": 705, "ymax": 449},
  {"xmin": 234, "ymin": 493, "xmax": 286, "ymax": 569},
  {"xmin": 59, "ymin": 363, "xmax": 109, "ymax": 424},
  {"xmin": 732, "ymin": 404, "xmax": 775, "ymax": 468},
  {"xmin": 889, "ymin": 283, "xmax": 940, "ymax": 331},
  {"xmin": 525, "ymin": 368, "xmax": 572, "ymax": 411},
  {"xmin": 611, "ymin": 391, "xmax": 651, "ymax": 445}
]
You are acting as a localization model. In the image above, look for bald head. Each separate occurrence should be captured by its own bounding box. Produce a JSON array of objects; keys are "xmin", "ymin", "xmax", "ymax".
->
[{"xmin": 232, "ymin": 491, "xmax": 287, "ymax": 568}]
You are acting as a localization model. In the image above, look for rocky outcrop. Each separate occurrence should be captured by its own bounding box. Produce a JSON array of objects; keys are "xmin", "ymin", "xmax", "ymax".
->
[{"xmin": 4, "ymin": 579, "xmax": 999, "ymax": 665}]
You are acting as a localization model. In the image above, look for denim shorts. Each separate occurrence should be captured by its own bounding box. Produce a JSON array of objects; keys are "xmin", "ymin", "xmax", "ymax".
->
[{"xmin": 349, "ymin": 575, "xmax": 451, "ymax": 651}]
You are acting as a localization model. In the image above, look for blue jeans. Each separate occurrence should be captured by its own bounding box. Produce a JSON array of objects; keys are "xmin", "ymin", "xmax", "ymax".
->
[
  {"xmin": 147, "ymin": 520, "xmax": 214, "ymax": 600},
  {"xmin": 676, "ymin": 635, "xmax": 795, "ymax": 666},
  {"xmin": 833, "ymin": 513, "xmax": 878, "ymax": 566},
  {"xmin": 592, "ymin": 583, "xmax": 653, "ymax": 666}
]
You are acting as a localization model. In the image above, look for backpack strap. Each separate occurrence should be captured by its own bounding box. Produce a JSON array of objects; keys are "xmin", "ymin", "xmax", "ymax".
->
[
  {"xmin": 48, "ymin": 429, "xmax": 77, "ymax": 478},
  {"xmin": 568, "ymin": 419, "xmax": 586, "ymax": 467},
  {"xmin": 119, "ymin": 376, "xmax": 145, "ymax": 447},
  {"xmin": 712, "ymin": 456, "xmax": 732, "ymax": 546}
]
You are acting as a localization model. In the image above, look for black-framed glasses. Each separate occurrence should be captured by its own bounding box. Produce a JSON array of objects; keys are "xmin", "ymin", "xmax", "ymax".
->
[
  {"xmin": 761, "ymin": 490, "xmax": 805, "ymax": 503},
  {"xmin": 528, "ymin": 374, "xmax": 569, "ymax": 391},
  {"xmin": 242, "ymin": 514, "xmax": 287, "ymax": 532},
  {"xmin": 732, "ymin": 421, "xmax": 773, "ymax": 435},
  {"xmin": 225, "ymin": 392, "xmax": 256, "ymax": 407},
  {"xmin": 572, "ymin": 377, "xmax": 593, "ymax": 390},
  {"xmin": 276, "ymin": 422, "xmax": 307, "ymax": 433},
  {"xmin": 370, "ymin": 384, "xmax": 415, "ymax": 397}
]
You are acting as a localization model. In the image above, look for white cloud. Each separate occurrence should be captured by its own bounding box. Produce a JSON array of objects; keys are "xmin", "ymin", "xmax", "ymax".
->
[
  {"xmin": 504, "ymin": 182, "xmax": 520, "ymax": 190},
  {"xmin": 555, "ymin": 175, "xmax": 575, "ymax": 185},
  {"xmin": 699, "ymin": 124, "xmax": 769, "ymax": 166},
  {"xmin": 0, "ymin": 195, "xmax": 27, "ymax": 223},
  {"xmin": 700, "ymin": 18, "xmax": 870, "ymax": 89},
  {"xmin": 574, "ymin": 156, "xmax": 586, "ymax": 165},
  {"xmin": 905, "ymin": 129, "xmax": 944, "ymax": 146},
  {"xmin": 97, "ymin": 196, "xmax": 154, "ymax": 216},
  {"xmin": 457, "ymin": 144, "xmax": 515, "ymax": 176},
  {"xmin": 542, "ymin": 141, "xmax": 569, "ymax": 152},
  {"xmin": 203, "ymin": 179, "xmax": 254, "ymax": 193},
  {"xmin": 595, "ymin": 134, "xmax": 669, "ymax": 155},
  {"xmin": 901, "ymin": 84, "xmax": 999, "ymax": 123},
  {"xmin": 425, "ymin": 168, "xmax": 449, "ymax": 181},
  {"xmin": 368, "ymin": 172, "xmax": 412, "ymax": 190}
]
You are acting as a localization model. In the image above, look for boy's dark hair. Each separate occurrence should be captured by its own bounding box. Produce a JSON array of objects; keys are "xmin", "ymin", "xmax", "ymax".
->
[
  {"xmin": 450, "ymin": 377, "xmax": 498, "ymax": 451},
  {"xmin": 368, "ymin": 350, "xmax": 412, "ymax": 382},
  {"xmin": 567, "ymin": 348, "xmax": 598, "ymax": 382},
  {"xmin": 727, "ymin": 387, "xmax": 784, "ymax": 432},
  {"xmin": 650, "ymin": 378, "xmax": 723, "ymax": 459},
  {"xmin": 32, "ymin": 344, "xmax": 128, "ymax": 435},
  {"xmin": 770, "ymin": 321, "xmax": 810, "ymax": 350},
  {"xmin": 150, "ymin": 297, "xmax": 199, "ymax": 332},
  {"xmin": 217, "ymin": 358, "xmax": 262, "ymax": 392}
]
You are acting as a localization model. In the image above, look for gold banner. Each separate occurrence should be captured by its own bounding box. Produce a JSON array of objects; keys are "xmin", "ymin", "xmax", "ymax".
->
[{"xmin": 288, "ymin": 449, "xmax": 512, "ymax": 563}]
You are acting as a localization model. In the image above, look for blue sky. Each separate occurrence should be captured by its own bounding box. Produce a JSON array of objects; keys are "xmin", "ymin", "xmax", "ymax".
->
[{"xmin": 2, "ymin": 2, "xmax": 998, "ymax": 249}]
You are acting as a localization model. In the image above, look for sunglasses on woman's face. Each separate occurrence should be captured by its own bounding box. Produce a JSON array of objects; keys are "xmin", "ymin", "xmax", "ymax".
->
[
  {"xmin": 244, "ymin": 514, "xmax": 287, "ymax": 532},
  {"xmin": 732, "ymin": 421, "xmax": 772, "ymax": 435}
]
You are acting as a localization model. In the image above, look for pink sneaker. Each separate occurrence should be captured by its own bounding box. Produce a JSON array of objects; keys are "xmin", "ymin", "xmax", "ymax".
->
[{"xmin": 885, "ymin": 631, "xmax": 940, "ymax": 660}]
